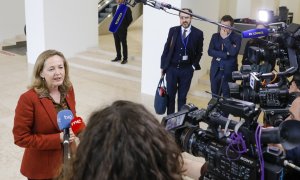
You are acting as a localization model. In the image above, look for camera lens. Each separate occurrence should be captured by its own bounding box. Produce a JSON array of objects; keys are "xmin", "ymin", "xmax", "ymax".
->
[{"xmin": 179, "ymin": 127, "xmax": 198, "ymax": 153}]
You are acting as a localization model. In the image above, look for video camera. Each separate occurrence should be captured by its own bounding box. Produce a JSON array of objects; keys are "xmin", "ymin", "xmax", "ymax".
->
[
  {"xmin": 231, "ymin": 22, "xmax": 300, "ymax": 99},
  {"xmin": 232, "ymin": 22, "xmax": 300, "ymax": 86},
  {"xmin": 229, "ymin": 23, "xmax": 300, "ymax": 126},
  {"xmin": 162, "ymin": 98, "xmax": 300, "ymax": 180},
  {"xmin": 247, "ymin": 23, "xmax": 300, "ymax": 72},
  {"xmin": 229, "ymin": 66, "xmax": 293, "ymax": 108},
  {"xmin": 229, "ymin": 66, "xmax": 293, "ymax": 126}
]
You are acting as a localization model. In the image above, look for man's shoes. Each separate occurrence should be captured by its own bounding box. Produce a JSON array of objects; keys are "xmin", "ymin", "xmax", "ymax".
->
[
  {"xmin": 111, "ymin": 57, "xmax": 121, "ymax": 62},
  {"xmin": 121, "ymin": 59, "xmax": 128, "ymax": 64}
]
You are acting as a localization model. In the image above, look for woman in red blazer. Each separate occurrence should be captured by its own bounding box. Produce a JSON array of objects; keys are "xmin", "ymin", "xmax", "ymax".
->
[{"xmin": 13, "ymin": 49, "xmax": 77, "ymax": 180}]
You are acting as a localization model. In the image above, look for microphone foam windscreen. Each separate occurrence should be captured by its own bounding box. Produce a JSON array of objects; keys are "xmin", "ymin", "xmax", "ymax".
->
[
  {"xmin": 71, "ymin": 117, "xmax": 86, "ymax": 136},
  {"xmin": 57, "ymin": 110, "xmax": 74, "ymax": 130},
  {"xmin": 109, "ymin": 4, "xmax": 128, "ymax": 33},
  {"xmin": 242, "ymin": 28, "xmax": 269, "ymax": 38}
]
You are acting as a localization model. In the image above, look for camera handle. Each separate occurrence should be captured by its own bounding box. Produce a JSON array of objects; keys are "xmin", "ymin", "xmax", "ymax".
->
[{"xmin": 284, "ymin": 160, "xmax": 300, "ymax": 172}]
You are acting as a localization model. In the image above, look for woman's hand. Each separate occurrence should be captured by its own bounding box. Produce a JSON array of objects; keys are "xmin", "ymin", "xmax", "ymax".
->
[
  {"xmin": 59, "ymin": 128, "xmax": 76, "ymax": 143},
  {"xmin": 69, "ymin": 129, "xmax": 76, "ymax": 143}
]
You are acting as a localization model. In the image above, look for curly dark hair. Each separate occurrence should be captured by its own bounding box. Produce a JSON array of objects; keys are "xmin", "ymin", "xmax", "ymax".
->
[{"xmin": 68, "ymin": 100, "xmax": 184, "ymax": 180}]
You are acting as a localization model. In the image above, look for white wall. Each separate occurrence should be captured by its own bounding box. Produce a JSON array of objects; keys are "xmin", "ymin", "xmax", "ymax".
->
[
  {"xmin": 141, "ymin": 1, "xmax": 182, "ymax": 95},
  {"xmin": 182, "ymin": 0, "xmax": 222, "ymax": 77},
  {"xmin": 26, "ymin": 0, "xmax": 98, "ymax": 64},
  {"xmin": 25, "ymin": 0, "xmax": 46, "ymax": 64},
  {"xmin": 235, "ymin": 0, "xmax": 251, "ymax": 18},
  {"xmin": 0, "ymin": 0, "xmax": 25, "ymax": 42}
]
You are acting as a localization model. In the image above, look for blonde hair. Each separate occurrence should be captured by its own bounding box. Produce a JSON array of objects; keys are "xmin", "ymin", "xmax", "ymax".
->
[{"xmin": 28, "ymin": 49, "xmax": 72, "ymax": 95}]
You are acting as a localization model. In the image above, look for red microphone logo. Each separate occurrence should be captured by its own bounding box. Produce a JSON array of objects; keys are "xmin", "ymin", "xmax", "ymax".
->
[{"xmin": 71, "ymin": 117, "xmax": 86, "ymax": 137}]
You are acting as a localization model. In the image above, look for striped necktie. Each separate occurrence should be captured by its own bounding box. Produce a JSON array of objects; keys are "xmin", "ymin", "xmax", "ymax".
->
[{"xmin": 183, "ymin": 29, "xmax": 187, "ymax": 39}]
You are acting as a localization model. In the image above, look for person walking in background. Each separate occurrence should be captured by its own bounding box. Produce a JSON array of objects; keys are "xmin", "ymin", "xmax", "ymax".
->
[
  {"xmin": 208, "ymin": 15, "xmax": 241, "ymax": 102},
  {"xmin": 161, "ymin": 8, "xmax": 204, "ymax": 115},
  {"xmin": 64, "ymin": 100, "xmax": 184, "ymax": 180},
  {"xmin": 111, "ymin": 0, "xmax": 133, "ymax": 64},
  {"xmin": 12, "ymin": 49, "xmax": 77, "ymax": 180}
]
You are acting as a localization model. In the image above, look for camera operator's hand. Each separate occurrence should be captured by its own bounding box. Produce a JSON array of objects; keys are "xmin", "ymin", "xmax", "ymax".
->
[
  {"xmin": 268, "ymin": 143, "xmax": 284, "ymax": 152},
  {"xmin": 182, "ymin": 153, "xmax": 204, "ymax": 180}
]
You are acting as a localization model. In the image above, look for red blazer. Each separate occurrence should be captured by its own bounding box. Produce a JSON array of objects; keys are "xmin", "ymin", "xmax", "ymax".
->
[{"xmin": 13, "ymin": 88, "xmax": 76, "ymax": 179}]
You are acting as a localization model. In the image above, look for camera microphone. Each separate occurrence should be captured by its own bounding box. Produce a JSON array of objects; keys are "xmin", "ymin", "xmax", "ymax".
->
[{"xmin": 242, "ymin": 28, "xmax": 269, "ymax": 38}]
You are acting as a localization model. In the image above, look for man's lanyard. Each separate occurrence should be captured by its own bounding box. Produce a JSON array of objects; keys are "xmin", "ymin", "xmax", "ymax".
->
[{"xmin": 181, "ymin": 30, "xmax": 190, "ymax": 55}]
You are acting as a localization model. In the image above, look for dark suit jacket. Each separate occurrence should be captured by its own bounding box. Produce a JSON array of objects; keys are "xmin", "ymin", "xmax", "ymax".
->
[
  {"xmin": 208, "ymin": 31, "xmax": 242, "ymax": 78},
  {"xmin": 112, "ymin": 5, "xmax": 133, "ymax": 34},
  {"xmin": 161, "ymin": 25, "xmax": 204, "ymax": 71},
  {"xmin": 13, "ymin": 88, "xmax": 76, "ymax": 179}
]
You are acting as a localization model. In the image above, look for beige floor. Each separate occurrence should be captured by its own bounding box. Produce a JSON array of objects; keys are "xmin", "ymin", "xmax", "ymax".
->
[{"xmin": 0, "ymin": 17, "xmax": 208, "ymax": 179}]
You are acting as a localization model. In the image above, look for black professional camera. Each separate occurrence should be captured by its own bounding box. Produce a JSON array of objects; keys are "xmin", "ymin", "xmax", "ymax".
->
[
  {"xmin": 230, "ymin": 66, "xmax": 291, "ymax": 108},
  {"xmin": 230, "ymin": 23, "xmax": 300, "ymax": 108},
  {"xmin": 162, "ymin": 99, "xmax": 300, "ymax": 180},
  {"xmin": 262, "ymin": 108, "xmax": 290, "ymax": 127},
  {"xmin": 248, "ymin": 45, "xmax": 278, "ymax": 67},
  {"xmin": 229, "ymin": 67, "xmax": 291, "ymax": 127},
  {"xmin": 248, "ymin": 23, "xmax": 300, "ymax": 72}
]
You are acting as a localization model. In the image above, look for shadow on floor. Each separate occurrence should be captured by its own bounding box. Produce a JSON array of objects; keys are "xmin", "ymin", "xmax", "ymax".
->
[{"xmin": 2, "ymin": 41, "xmax": 27, "ymax": 56}]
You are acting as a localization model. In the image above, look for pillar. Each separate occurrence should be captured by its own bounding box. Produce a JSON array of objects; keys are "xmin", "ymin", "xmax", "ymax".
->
[{"xmin": 25, "ymin": 0, "xmax": 98, "ymax": 64}]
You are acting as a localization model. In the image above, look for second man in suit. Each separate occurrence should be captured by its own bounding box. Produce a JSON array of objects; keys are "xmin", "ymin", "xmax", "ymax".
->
[
  {"xmin": 161, "ymin": 8, "xmax": 204, "ymax": 115},
  {"xmin": 111, "ymin": 0, "xmax": 133, "ymax": 64},
  {"xmin": 208, "ymin": 15, "xmax": 241, "ymax": 100}
]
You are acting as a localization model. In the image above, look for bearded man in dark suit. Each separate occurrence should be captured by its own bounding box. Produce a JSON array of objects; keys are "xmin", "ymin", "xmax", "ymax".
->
[{"xmin": 161, "ymin": 8, "xmax": 204, "ymax": 115}]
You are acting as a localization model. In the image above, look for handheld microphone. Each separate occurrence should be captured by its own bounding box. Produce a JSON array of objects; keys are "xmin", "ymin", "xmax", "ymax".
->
[
  {"xmin": 57, "ymin": 110, "xmax": 73, "ymax": 162},
  {"xmin": 57, "ymin": 109, "xmax": 74, "ymax": 144},
  {"xmin": 241, "ymin": 28, "xmax": 269, "ymax": 38},
  {"xmin": 70, "ymin": 117, "xmax": 86, "ymax": 137},
  {"xmin": 109, "ymin": 3, "xmax": 128, "ymax": 33}
]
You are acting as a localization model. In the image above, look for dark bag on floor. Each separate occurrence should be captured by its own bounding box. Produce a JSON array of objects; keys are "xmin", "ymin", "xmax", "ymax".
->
[{"xmin": 154, "ymin": 76, "xmax": 168, "ymax": 115}]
